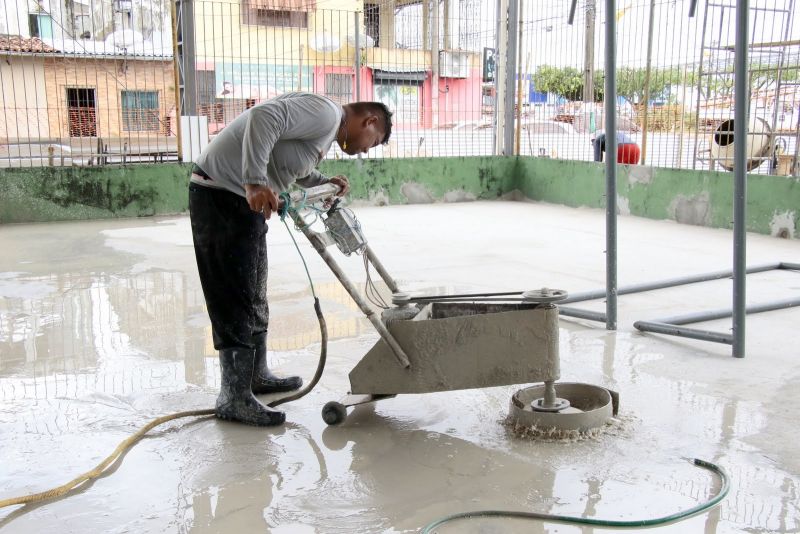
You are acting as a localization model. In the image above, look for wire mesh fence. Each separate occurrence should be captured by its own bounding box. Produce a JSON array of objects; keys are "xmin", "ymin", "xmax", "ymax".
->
[
  {"xmin": 0, "ymin": 1, "xmax": 176, "ymax": 167},
  {"xmin": 0, "ymin": 0, "xmax": 798, "ymax": 175}
]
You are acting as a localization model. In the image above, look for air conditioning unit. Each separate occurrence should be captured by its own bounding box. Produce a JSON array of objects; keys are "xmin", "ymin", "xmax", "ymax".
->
[
  {"xmin": 439, "ymin": 50, "xmax": 470, "ymax": 78},
  {"xmin": 113, "ymin": 0, "xmax": 133, "ymax": 13}
]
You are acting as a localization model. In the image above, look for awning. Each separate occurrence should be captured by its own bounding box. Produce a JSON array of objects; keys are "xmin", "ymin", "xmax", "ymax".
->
[{"xmin": 373, "ymin": 69, "xmax": 427, "ymax": 83}]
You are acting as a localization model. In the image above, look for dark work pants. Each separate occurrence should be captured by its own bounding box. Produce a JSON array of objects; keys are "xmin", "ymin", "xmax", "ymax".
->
[{"xmin": 189, "ymin": 183, "xmax": 269, "ymax": 350}]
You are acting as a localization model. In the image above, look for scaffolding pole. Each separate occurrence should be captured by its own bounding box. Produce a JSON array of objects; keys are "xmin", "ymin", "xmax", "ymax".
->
[
  {"xmin": 604, "ymin": 0, "xmax": 618, "ymax": 330},
  {"xmin": 732, "ymin": 0, "xmax": 749, "ymax": 357}
]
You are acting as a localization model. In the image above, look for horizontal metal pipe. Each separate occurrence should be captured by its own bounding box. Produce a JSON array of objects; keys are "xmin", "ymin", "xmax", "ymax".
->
[
  {"xmin": 633, "ymin": 321, "xmax": 733, "ymax": 344},
  {"xmin": 707, "ymin": 3, "xmax": 791, "ymax": 13},
  {"xmin": 558, "ymin": 306, "xmax": 607, "ymax": 323},
  {"xmin": 560, "ymin": 263, "xmax": 781, "ymax": 304},
  {"xmin": 410, "ymin": 297, "xmax": 527, "ymax": 302},
  {"xmin": 780, "ymin": 262, "xmax": 800, "ymax": 271},
  {"xmin": 652, "ymin": 298, "xmax": 800, "ymax": 326},
  {"xmin": 410, "ymin": 291, "xmax": 523, "ymax": 301}
]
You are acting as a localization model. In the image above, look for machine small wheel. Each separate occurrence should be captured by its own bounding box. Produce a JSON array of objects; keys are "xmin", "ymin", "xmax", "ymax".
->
[{"xmin": 322, "ymin": 401, "xmax": 348, "ymax": 425}]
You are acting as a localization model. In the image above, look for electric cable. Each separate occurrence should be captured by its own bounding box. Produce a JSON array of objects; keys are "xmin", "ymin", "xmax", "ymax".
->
[
  {"xmin": 364, "ymin": 253, "xmax": 390, "ymax": 309},
  {"xmin": 420, "ymin": 457, "xmax": 729, "ymax": 533}
]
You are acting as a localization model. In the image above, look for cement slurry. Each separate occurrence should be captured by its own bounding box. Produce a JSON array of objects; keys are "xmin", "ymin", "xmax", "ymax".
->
[{"xmin": 1, "ymin": 201, "xmax": 799, "ymax": 533}]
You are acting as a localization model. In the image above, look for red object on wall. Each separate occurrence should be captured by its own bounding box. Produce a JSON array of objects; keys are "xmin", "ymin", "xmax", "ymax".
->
[{"xmin": 617, "ymin": 143, "xmax": 640, "ymax": 164}]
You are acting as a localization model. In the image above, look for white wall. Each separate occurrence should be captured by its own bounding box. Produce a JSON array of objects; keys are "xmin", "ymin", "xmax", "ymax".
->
[{"xmin": 0, "ymin": 56, "xmax": 50, "ymax": 141}]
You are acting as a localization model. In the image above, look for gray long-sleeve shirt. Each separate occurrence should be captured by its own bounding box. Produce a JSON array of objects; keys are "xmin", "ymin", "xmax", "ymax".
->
[{"xmin": 192, "ymin": 92, "xmax": 343, "ymax": 197}]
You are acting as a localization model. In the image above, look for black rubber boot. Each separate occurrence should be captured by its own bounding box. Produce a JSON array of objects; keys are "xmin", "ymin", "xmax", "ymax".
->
[
  {"xmin": 216, "ymin": 347, "xmax": 286, "ymax": 426},
  {"xmin": 251, "ymin": 333, "xmax": 303, "ymax": 394}
]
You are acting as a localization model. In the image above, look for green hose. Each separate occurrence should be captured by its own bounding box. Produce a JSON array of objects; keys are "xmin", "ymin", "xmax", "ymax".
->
[{"xmin": 421, "ymin": 458, "xmax": 729, "ymax": 533}]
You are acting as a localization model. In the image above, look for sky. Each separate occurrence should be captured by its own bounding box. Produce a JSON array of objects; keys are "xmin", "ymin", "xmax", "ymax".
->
[{"xmin": 394, "ymin": 0, "xmax": 799, "ymax": 70}]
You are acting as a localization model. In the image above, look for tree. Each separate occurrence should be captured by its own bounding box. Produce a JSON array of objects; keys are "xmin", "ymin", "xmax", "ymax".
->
[
  {"xmin": 592, "ymin": 67, "xmax": 691, "ymax": 104},
  {"xmin": 531, "ymin": 65, "xmax": 584, "ymax": 101}
]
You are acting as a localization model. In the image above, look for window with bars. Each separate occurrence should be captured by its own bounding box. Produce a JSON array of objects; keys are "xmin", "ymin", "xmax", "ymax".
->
[
  {"xmin": 121, "ymin": 91, "xmax": 160, "ymax": 132},
  {"xmin": 325, "ymin": 74, "xmax": 352, "ymax": 105},
  {"xmin": 67, "ymin": 87, "xmax": 97, "ymax": 137},
  {"xmin": 364, "ymin": 3, "xmax": 380, "ymax": 47},
  {"xmin": 241, "ymin": 1, "xmax": 310, "ymax": 28}
]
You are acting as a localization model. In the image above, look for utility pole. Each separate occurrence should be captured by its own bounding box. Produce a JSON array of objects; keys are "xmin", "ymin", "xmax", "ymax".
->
[
  {"xmin": 432, "ymin": 0, "xmax": 440, "ymax": 128},
  {"xmin": 515, "ymin": 0, "xmax": 524, "ymax": 154},
  {"xmin": 494, "ymin": 0, "xmax": 508, "ymax": 155},
  {"xmin": 583, "ymin": 0, "xmax": 596, "ymax": 103},
  {"xmin": 443, "ymin": 0, "xmax": 451, "ymax": 49},
  {"xmin": 175, "ymin": 0, "xmax": 197, "ymax": 116},
  {"xmin": 640, "ymin": 0, "xmax": 656, "ymax": 164},
  {"xmin": 503, "ymin": 0, "xmax": 519, "ymax": 154}
]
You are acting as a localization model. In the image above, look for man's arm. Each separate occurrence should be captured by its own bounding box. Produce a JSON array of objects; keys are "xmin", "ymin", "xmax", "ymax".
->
[
  {"xmin": 295, "ymin": 169, "xmax": 329, "ymax": 188},
  {"xmin": 296, "ymin": 172, "xmax": 350, "ymax": 197},
  {"xmin": 241, "ymin": 101, "xmax": 289, "ymax": 219},
  {"xmin": 241, "ymin": 100, "xmax": 291, "ymax": 188}
]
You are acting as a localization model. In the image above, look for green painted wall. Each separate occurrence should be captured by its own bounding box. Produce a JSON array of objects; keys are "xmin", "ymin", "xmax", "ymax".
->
[
  {"xmin": 515, "ymin": 157, "xmax": 800, "ymax": 238},
  {"xmin": 0, "ymin": 157, "xmax": 514, "ymax": 223},
  {"xmin": 1, "ymin": 156, "xmax": 797, "ymax": 239},
  {"xmin": 0, "ymin": 164, "xmax": 191, "ymax": 223},
  {"xmin": 319, "ymin": 156, "xmax": 516, "ymax": 204}
]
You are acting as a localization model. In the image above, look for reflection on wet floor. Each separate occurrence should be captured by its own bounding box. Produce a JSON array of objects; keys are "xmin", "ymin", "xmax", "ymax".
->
[
  {"xmin": 0, "ymin": 268, "xmax": 390, "ymax": 404},
  {"xmin": 1, "ymin": 205, "xmax": 799, "ymax": 533}
]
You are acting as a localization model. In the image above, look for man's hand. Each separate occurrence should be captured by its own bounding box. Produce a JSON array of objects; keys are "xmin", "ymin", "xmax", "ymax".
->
[
  {"xmin": 329, "ymin": 175, "xmax": 350, "ymax": 197},
  {"xmin": 245, "ymin": 183, "xmax": 279, "ymax": 220}
]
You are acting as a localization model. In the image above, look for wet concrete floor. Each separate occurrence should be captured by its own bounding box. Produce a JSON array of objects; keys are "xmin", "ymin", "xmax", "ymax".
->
[{"xmin": 1, "ymin": 201, "xmax": 799, "ymax": 533}]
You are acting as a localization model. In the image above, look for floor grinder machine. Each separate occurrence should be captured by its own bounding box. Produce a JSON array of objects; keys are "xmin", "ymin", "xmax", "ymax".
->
[{"xmin": 288, "ymin": 184, "xmax": 618, "ymax": 432}]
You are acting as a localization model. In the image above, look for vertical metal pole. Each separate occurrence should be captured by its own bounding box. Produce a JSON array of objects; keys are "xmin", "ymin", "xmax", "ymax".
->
[
  {"xmin": 605, "ymin": 0, "xmax": 618, "ymax": 330},
  {"xmin": 354, "ymin": 11, "xmax": 361, "ymax": 102},
  {"xmin": 179, "ymin": 0, "xmax": 197, "ymax": 115},
  {"xmin": 299, "ymin": 45, "xmax": 305, "ymax": 90},
  {"xmin": 443, "ymin": 0, "xmax": 451, "ymax": 49},
  {"xmin": 171, "ymin": 0, "xmax": 183, "ymax": 161},
  {"xmin": 792, "ymin": 108, "xmax": 800, "ymax": 177},
  {"xmin": 567, "ymin": 0, "xmax": 578, "ymax": 24},
  {"xmin": 432, "ymin": 0, "xmax": 440, "ymax": 128},
  {"xmin": 354, "ymin": 11, "xmax": 362, "ymax": 161},
  {"xmin": 583, "ymin": 0, "xmax": 596, "ymax": 104},
  {"xmin": 492, "ymin": 0, "xmax": 507, "ymax": 155},
  {"xmin": 504, "ymin": 0, "xmax": 519, "ymax": 155},
  {"xmin": 767, "ymin": 0, "xmax": 793, "ymax": 173},
  {"xmin": 692, "ymin": 0, "xmax": 710, "ymax": 170},
  {"xmin": 640, "ymin": 0, "xmax": 656, "ymax": 164},
  {"xmin": 514, "ymin": 0, "xmax": 524, "ymax": 155},
  {"xmin": 732, "ymin": 0, "xmax": 749, "ymax": 358},
  {"xmin": 676, "ymin": 64, "xmax": 688, "ymax": 168}
]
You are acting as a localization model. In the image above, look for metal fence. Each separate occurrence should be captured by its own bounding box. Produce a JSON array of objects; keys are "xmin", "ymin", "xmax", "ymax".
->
[
  {"xmin": 176, "ymin": 0, "xmax": 498, "ymax": 160},
  {"xmin": 1, "ymin": 0, "xmax": 799, "ymax": 176},
  {"xmin": 0, "ymin": 0, "xmax": 176, "ymax": 167}
]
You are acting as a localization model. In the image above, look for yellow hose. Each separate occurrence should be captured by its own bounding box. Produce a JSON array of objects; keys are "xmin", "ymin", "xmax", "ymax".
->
[
  {"xmin": 1, "ymin": 221, "xmax": 328, "ymax": 513},
  {"xmin": 0, "ymin": 409, "xmax": 215, "ymax": 509},
  {"xmin": 1, "ymin": 298, "xmax": 328, "ymax": 511}
]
